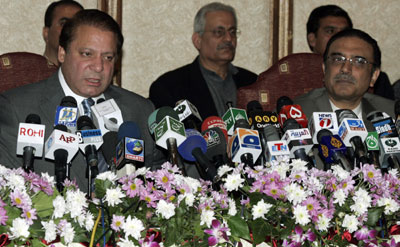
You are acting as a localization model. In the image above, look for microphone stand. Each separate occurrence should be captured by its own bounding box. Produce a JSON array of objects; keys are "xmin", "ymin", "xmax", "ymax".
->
[{"xmin": 166, "ymin": 138, "xmax": 187, "ymax": 176}]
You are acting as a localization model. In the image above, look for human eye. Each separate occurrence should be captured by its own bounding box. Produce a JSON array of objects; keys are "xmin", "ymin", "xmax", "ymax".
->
[
  {"xmin": 324, "ymin": 27, "xmax": 335, "ymax": 35},
  {"xmin": 213, "ymin": 28, "xmax": 225, "ymax": 38},
  {"xmin": 80, "ymin": 51, "xmax": 91, "ymax": 57},
  {"xmin": 104, "ymin": 54, "xmax": 115, "ymax": 61},
  {"xmin": 228, "ymin": 28, "xmax": 237, "ymax": 37},
  {"xmin": 353, "ymin": 57, "xmax": 367, "ymax": 65},
  {"xmin": 331, "ymin": 55, "xmax": 344, "ymax": 63}
]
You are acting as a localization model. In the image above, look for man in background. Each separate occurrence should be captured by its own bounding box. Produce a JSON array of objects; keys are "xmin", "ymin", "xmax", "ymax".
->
[
  {"xmin": 306, "ymin": 5, "xmax": 394, "ymax": 100},
  {"xmin": 149, "ymin": 2, "xmax": 257, "ymax": 119},
  {"xmin": 42, "ymin": 0, "xmax": 83, "ymax": 66}
]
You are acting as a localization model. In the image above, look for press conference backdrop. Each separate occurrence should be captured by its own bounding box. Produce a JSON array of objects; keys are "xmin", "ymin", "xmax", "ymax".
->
[{"xmin": 1, "ymin": 0, "xmax": 399, "ymax": 98}]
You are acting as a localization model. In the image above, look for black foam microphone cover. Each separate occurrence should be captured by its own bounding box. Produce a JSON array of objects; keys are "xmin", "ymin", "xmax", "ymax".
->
[
  {"xmin": 25, "ymin": 114, "xmax": 41, "ymax": 124},
  {"xmin": 276, "ymin": 96, "xmax": 293, "ymax": 113}
]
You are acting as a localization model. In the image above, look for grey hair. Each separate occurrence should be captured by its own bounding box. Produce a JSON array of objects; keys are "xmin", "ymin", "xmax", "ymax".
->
[{"xmin": 193, "ymin": 2, "xmax": 237, "ymax": 35}]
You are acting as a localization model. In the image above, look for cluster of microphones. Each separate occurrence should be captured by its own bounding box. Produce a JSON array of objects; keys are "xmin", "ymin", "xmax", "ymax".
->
[{"xmin": 17, "ymin": 95, "xmax": 400, "ymax": 195}]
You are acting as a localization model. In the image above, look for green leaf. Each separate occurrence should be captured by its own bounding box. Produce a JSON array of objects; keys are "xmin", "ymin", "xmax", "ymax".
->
[
  {"xmin": 248, "ymin": 218, "xmax": 270, "ymax": 244},
  {"xmin": 228, "ymin": 215, "xmax": 251, "ymax": 241},
  {"xmin": 95, "ymin": 179, "xmax": 114, "ymax": 199},
  {"xmin": 32, "ymin": 190, "xmax": 58, "ymax": 219},
  {"xmin": 31, "ymin": 238, "xmax": 46, "ymax": 247},
  {"xmin": 367, "ymin": 207, "xmax": 384, "ymax": 226}
]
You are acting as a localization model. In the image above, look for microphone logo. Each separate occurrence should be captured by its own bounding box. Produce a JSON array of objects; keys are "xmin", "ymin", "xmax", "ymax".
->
[
  {"xmin": 365, "ymin": 134, "xmax": 378, "ymax": 149},
  {"xmin": 385, "ymin": 139, "xmax": 397, "ymax": 147},
  {"xmin": 175, "ymin": 104, "xmax": 186, "ymax": 114},
  {"xmin": 289, "ymin": 106, "xmax": 302, "ymax": 118},
  {"xmin": 330, "ymin": 136, "xmax": 343, "ymax": 148},
  {"xmin": 59, "ymin": 134, "xmax": 76, "ymax": 143},
  {"xmin": 203, "ymin": 130, "xmax": 220, "ymax": 147},
  {"xmin": 319, "ymin": 117, "xmax": 332, "ymax": 128},
  {"xmin": 59, "ymin": 108, "xmax": 77, "ymax": 122},
  {"xmin": 321, "ymin": 144, "xmax": 329, "ymax": 157}
]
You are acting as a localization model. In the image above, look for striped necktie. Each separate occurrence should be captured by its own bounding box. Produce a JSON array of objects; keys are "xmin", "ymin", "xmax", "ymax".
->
[{"xmin": 82, "ymin": 98, "xmax": 95, "ymax": 118}]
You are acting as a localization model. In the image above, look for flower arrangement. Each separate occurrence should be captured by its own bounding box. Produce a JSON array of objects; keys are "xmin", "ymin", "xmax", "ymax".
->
[{"xmin": 1, "ymin": 158, "xmax": 400, "ymax": 247}]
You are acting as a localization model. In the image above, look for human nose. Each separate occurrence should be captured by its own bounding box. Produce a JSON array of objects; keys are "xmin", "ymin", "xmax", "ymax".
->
[
  {"xmin": 90, "ymin": 56, "xmax": 104, "ymax": 72},
  {"xmin": 340, "ymin": 58, "xmax": 352, "ymax": 74}
]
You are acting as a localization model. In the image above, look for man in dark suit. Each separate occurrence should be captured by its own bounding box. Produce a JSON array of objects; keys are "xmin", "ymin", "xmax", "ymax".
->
[
  {"xmin": 295, "ymin": 29, "xmax": 394, "ymax": 131},
  {"xmin": 0, "ymin": 10, "xmax": 165, "ymax": 192},
  {"xmin": 306, "ymin": 5, "xmax": 394, "ymax": 100},
  {"xmin": 149, "ymin": 2, "xmax": 257, "ymax": 119}
]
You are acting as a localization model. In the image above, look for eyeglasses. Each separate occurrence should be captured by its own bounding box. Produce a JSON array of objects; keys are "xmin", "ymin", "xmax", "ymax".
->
[
  {"xmin": 327, "ymin": 55, "xmax": 375, "ymax": 68},
  {"xmin": 203, "ymin": 27, "xmax": 240, "ymax": 38}
]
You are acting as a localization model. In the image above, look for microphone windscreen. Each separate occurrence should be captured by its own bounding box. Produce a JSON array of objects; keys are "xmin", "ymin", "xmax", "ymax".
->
[
  {"xmin": 336, "ymin": 109, "xmax": 357, "ymax": 123},
  {"xmin": 60, "ymin": 96, "xmax": 77, "ymax": 107},
  {"xmin": 246, "ymin": 100, "xmax": 263, "ymax": 113},
  {"xmin": 395, "ymin": 100, "xmax": 400, "ymax": 117},
  {"xmin": 96, "ymin": 98, "xmax": 106, "ymax": 104},
  {"xmin": 282, "ymin": 118, "xmax": 301, "ymax": 132},
  {"xmin": 77, "ymin": 115, "xmax": 95, "ymax": 130},
  {"xmin": 276, "ymin": 96, "xmax": 293, "ymax": 113},
  {"xmin": 316, "ymin": 128, "xmax": 333, "ymax": 144},
  {"xmin": 25, "ymin": 114, "xmax": 41, "ymax": 124},
  {"xmin": 366, "ymin": 111, "xmax": 384, "ymax": 122},
  {"xmin": 102, "ymin": 131, "xmax": 118, "ymax": 162},
  {"xmin": 54, "ymin": 124, "xmax": 68, "ymax": 132},
  {"xmin": 263, "ymin": 125, "xmax": 280, "ymax": 141},
  {"xmin": 155, "ymin": 106, "xmax": 179, "ymax": 123},
  {"xmin": 234, "ymin": 118, "xmax": 250, "ymax": 130},
  {"xmin": 117, "ymin": 121, "xmax": 141, "ymax": 141}
]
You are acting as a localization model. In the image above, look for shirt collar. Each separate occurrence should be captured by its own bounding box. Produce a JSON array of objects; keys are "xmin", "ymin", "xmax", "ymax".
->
[{"xmin": 329, "ymin": 99, "xmax": 363, "ymax": 120}]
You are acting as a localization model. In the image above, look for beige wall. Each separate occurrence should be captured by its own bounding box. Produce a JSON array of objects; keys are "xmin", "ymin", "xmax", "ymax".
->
[
  {"xmin": 293, "ymin": 0, "xmax": 400, "ymax": 84},
  {"xmin": 1, "ymin": 1, "xmax": 399, "ymax": 97}
]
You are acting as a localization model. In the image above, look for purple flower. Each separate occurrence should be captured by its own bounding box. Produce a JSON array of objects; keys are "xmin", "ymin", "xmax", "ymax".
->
[
  {"xmin": 122, "ymin": 178, "xmax": 143, "ymax": 198},
  {"xmin": 111, "ymin": 215, "xmax": 125, "ymax": 232},
  {"xmin": 381, "ymin": 238, "xmax": 400, "ymax": 247},
  {"xmin": 139, "ymin": 234, "xmax": 160, "ymax": 247},
  {"xmin": 10, "ymin": 190, "xmax": 30, "ymax": 209},
  {"xmin": 287, "ymin": 226, "xmax": 316, "ymax": 246},
  {"xmin": 354, "ymin": 226, "xmax": 377, "ymax": 241},
  {"xmin": 0, "ymin": 207, "xmax": 8, "ymax": 225},
  {"xmin": 23, "ymin": 207, "xmax": 37, "ymax": 225},
  {"xmin": 204, "ymin": 219, "xmax": 229, "ymax": 246}
]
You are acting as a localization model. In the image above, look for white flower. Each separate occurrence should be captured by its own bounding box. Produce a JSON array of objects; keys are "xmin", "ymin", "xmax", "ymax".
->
[
  {"xmin": 9, "ymin": 217, "xmax": 30, "ymax": 239},
  {"xmin": 228, "ymin": 198, "xmax": 237, "ymax": 216},
  {"xmin": 41, "ymin": 172, "xmax": 56, "ymax": 186},
  {"xmin": 66, "ymin": 190, "xmax": 88, "ymax": 218},
  {"xmin": 377, "ymin": 197, "xmax": 400, "ymax": 215},
  {"xmin": 333, "ymin": 189, "xmax": 347, "ymax": 206},
  {"xmin": 342, "ymin": 214, "xmax": 359, "ymax": 233},
  {"xmin": 117, "ymin": 237, "xmax": 139, "ymax": 247},
  {"xmin": 290, "ymin": 159, "xmax": 308, "ymax": 172},
  {"xmin": 42, "ymin": 220, "xmax": 57, "ymax": 242},
  {"xmin": 293, "ymin": 205, "xmax": 310, "ymax": 226},
  {"xmin": 307, "ymin": 176, "xmax": 324, "ymax": 193},
  {"xmin": 7, "ymin": 172, "xmax": 25, "ymax": 191},
  {"xmin": 184, "ymin": 193, "xmax": 195, "ymax": 207},
  {"xmin": 156, "ymin": 200, "xmax": 176, "ymax": 219},
  {"xmin": 316, "ymin": 214, "xmax": 331, "ymax": 231},
  {"xmin": 350, "ymin": 188, "xmax": 371, "ymax": 216},
  {"xmin": 60, "ymin": 222, "xmax": 75, "ymax": 244},
  {"xmin": 272, "ymin": 162, "xmax": 290, "ymax": 179},
  {"xmin": 135, "ymin": 167, "xmax": 150, "ymax": 176},
  {"xmin": 252, "ymin": 199, "xmax": 272, "ymax": 220},
  {"xmin": 218, "ymin": 165, "xmax": 233, "ymax": 177},
  {"xmin": 122, "ymin": 215, "xmax": 144, "ymax": 240},
  {"xmin": 331, "ymin": 165, "xmax": 350, "ymax": 180},
  {"xmin": 53, "ymin": 195, "xmax": 66, "ymax": 218},
  {"xmin": 85, "ymin": 211, "xmax": 95, "ymax": 231},
  {"xmin": 200, "ymin": 209, "xmax": 215, "ymax": 227},
  {"xmin": 96, "ymin": 171, "xmax": 117, "ymax": 182},
  {"xmin": 105, "ymin": 187, "xmax": 125, "ymax": 207},
  {"xmin": 224, "ymin": 173, "xmax": 244, "ymax": 192},
  {"xmin": 183, "ymin": 176, "xmax": 201, "ymax": 193},
  {"xmin": 285, "ymin": 183, "xmax": 307, "ymax": 205}
]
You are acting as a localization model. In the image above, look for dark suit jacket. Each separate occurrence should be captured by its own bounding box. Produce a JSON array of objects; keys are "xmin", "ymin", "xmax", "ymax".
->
[
  {"xmin": 149, "ymin": 57, "xmax": 257, "ymax": 119},
  {"xmin": 294, "ymin": 87, "xmax": 395, "ymax": 131},
  {"xmin": 0, "ymin": 72, "xmax": 165, "ymax": 192}
]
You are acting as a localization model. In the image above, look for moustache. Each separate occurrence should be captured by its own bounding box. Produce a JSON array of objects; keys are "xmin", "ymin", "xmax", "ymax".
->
[
  {"xmin": 217, "ymin": 42, "xmax": 234, "ymax": 50},
  {"xmin": 333, "ymin": 74, "xmax": 356, "ymax": 84}
]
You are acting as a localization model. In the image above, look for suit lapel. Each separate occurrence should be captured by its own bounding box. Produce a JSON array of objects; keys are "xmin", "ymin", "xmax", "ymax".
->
[{"xmin": 38, "ymin": 73, "xmax": 65, "ymax": 126}]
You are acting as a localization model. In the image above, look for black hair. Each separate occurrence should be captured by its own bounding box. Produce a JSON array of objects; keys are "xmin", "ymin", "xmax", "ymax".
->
[{"xmin": 44, "ymin": 0, "xmax": 83, "ymax": 27}]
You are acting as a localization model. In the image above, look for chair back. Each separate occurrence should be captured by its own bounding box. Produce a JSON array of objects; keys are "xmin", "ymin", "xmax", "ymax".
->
[
  {"xmin": 0, "ymin": 52, "xmax": 58, "ymax": 93},
  {"xmin": 237, "ymin": 53, "xmax": 324, "ymax": 112}
]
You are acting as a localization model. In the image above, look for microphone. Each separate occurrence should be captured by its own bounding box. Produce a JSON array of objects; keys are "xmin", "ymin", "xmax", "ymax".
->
[
  {"xmin": 54, "ymin": 96, "xmax": 78, "ymax": 133},
  {"xmin": 317, "ymin": 129, "xmax": 351, "ymax": 171},
  {"xmin": 116, "ymin": 122, "xmax": 144, "ymax": 178},
  {"xmin": 17, "ymin": 114, "xmax": 46, "ymax": 172},
  {"xmin": 152, "ymin": 107, "xmax": 187, "ymax": 174},
  {"xmin": 228, "ymin": 119, "xmax": 262, "ymax": 167},
  {"xmin": 202, "ymin": 127, "xmax": 230, "ymax": 168},
  {"xmin": 367, "ymin": 111, "xmax": 398, "ymax": 138},
  {"xmin": 174, "ymin": 99, "xmax": 203, "ymax": 130},
  {"xmin": 336, "ymin": 109, "xmax": 369, "ymax": 166},
  {"xmin": 91, "ymin": 98, "xmax": 123, "ymax": 134},
  {"xmin": 178, "ymin": 129, "xmax": 217, "ymax": 182},
  {"xmin": 201, "ymin": 116, "xmax": 228, "ymax": 141},
  {"xmin": 281, "ymin": 118, "xmax": 314, "ymax": 165},
  {"xmin": 308, "ymin": 112, "xmax": 339, "ymax": 144},
  {"xmin": 222, "ymin": 103, "xmax": 248, "ymax": 136},
  {"xmin": 264, "ymin": 125, "xmax": 290, "ymax": 162},
  {"xmin": 76, "ymin": 116, "xmax": 103, "ymax": 195},
  {"xmin": 276, "ymin": 96, "xmax": 308, "ymax": 129},
  {"xmin": 395, "ymin": 100, "xmax": 400, "ymax": 134},
  {"xmin": 364, "ymin": 132, "xmax": 381, "ymax": 169},
  {"xmin": 101, "ymin": 131, "xmax": 119, "ymax": 172},
  {"xmin": 44, "ymin": 124, "xmax": 79, "ymax": 191}
]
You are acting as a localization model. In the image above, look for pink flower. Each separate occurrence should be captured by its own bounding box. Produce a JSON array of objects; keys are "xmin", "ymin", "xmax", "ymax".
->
[
  {"xmin": 10, "ymin": 190, "xmax": 30, "ymax": 209},
  {"xmin": 23, "ymin": 207, "xmax": 37, "ymax": 225},
  {"xmin": 354, "ymin": 226, "xmax": 377, "ymax": 241},
  {"xmin": 204, "ymin": 220, "xmax": 229, "ymax": 246},
  {"xmin": 111, "ymin": 215, "xmax": 125, "ymax": 232},
  {"xmin": 122, "ymin": 178, "xmax": 143, "ymax": 198},
  {"xmin": 0, "ymin": 207, "xmax": 8, "ymax": 225},
  {"xmin": 139, "ymin": 234, "xmax": 160, "ymax": 247}
]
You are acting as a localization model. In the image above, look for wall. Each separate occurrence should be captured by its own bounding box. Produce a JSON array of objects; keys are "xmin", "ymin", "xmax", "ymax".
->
[{"xmin": 292, "ymin": 0, "xmax": 400, "ymax": 84}]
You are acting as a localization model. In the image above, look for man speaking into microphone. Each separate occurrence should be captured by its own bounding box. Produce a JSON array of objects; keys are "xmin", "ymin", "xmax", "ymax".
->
[{"xmin": 0, "ymin": 9, "xmax": 165, "ymax": 192}]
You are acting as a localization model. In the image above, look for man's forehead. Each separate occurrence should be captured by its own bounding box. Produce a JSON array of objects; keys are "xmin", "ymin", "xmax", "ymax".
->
[
  {"xmin": 319, "ymin": 16, "xmax": 350, "ymax": 28},
  {"xmin": 205, "ymin": 11, "xmax": 235, "ymax": 26},
  {"xmin": 328, "ymin": 36, "xmax": 373, "ymax": 57}
]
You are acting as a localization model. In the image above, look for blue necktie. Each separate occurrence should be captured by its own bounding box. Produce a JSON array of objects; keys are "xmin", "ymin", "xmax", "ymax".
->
[{"xmin": 82, "ymin": 98, "xmax": 95, "ymax": 118}]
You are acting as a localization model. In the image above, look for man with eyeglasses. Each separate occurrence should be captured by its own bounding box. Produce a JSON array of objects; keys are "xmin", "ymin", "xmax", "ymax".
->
[
  {"xmin": 295, "ymin": 28, "xmax": 395, "ymax": 129},
  {"xmin": 149, "ymin": 2, "xmax": 257, "ymax": 119},
  {"xmin": 306, "ymin": 5, "xmax": 394, "ymax": 100}
]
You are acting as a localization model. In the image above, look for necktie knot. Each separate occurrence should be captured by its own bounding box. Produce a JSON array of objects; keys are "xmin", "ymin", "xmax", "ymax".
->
[{"xmin": 82, "ymin": 98, "xmax": 95, "ymax": 118}]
